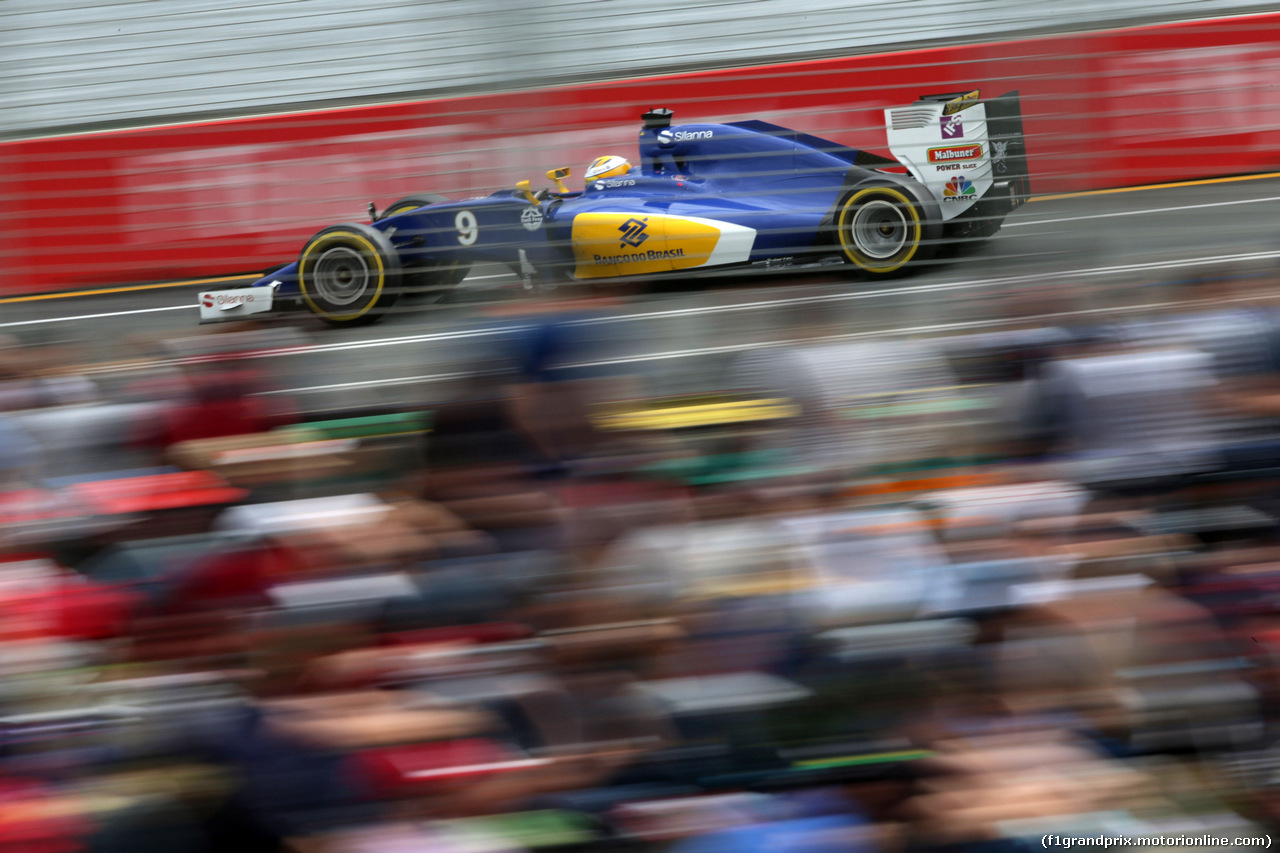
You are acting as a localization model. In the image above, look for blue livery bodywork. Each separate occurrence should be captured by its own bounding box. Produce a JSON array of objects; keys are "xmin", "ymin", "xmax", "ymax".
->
[{"xmin": 227, "ymin": 93, "xmax": 1029, "ymax": 325}]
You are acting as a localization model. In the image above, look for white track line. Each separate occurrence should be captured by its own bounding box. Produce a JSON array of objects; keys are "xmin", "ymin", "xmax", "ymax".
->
[
  {"xmin": 565, "ymin": 249, "xmax": 1280, "ymax": 327},
  {"xmin": 267, "ymin": 290, "xmax": 1276, "ymax": 394},
  {"xmin": 30, "ymin": 248, "xmax": 1280, "ymax": 358},
  {"xmin": 0, "ymin": 304, "xmax": 194, "ymax": 328},
  {"xmin": 1005, "ymin": 195, "xmax": 1280, "ymax": 228},
  {"xmin": 198, "ymin": 247, "xmax": 1280, "ymax": 361}
]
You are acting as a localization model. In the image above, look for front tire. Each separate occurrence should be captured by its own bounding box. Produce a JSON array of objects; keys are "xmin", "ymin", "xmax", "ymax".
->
[
  {"xmin": 836, "ymin": 185, "xmax": 933, "ymax": 276},
  {"xmin": 297, "ymin": 223, "xmax": 400, "ymax": 326}
]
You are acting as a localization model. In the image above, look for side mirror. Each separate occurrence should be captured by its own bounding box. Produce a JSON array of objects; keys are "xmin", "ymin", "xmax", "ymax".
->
[
  {"xmin": 546, "ymin": 167, "xmax": 571, "ymax": 193},
  {"xmin": 516, "ymin": 180, "xmax": 540, "ymax": 206}
]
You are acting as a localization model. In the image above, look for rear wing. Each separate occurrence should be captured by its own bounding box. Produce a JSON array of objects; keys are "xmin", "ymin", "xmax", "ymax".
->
[
  {"xmin": 985, "ymin": 90, "xmax": 1031, "ymax": 209},
  {"xmin": 884, "ymin": 90, "xmax": 1030, "ymax": 218}
]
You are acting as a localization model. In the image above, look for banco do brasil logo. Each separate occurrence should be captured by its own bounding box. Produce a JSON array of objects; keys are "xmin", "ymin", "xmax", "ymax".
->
[
  {"xmin": 943, "ymin": 176, "xmax": 976, "ymax": 200},
  {"xmin": 618, "ymin": 217, "xmax": 650, "ymax": 249}
]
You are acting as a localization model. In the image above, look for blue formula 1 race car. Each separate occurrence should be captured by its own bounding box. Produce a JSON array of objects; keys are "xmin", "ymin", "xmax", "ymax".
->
[{"xmin": 198, "ymin": 89, "xmax": 1029, "ymax": 325}]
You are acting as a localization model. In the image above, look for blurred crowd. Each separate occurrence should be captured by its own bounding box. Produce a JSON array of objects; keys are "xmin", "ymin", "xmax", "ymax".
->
[{"xmin": 3, "ymin": 273, "xmax": 1280, "ymax": 852}]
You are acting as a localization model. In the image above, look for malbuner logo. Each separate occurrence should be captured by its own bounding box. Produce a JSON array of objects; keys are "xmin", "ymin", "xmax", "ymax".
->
[{"xmin": 928, "ymin": 144, "xmax": 982, "ymax": 163}]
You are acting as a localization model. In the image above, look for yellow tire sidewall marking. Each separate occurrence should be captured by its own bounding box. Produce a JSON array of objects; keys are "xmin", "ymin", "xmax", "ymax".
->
[
  {"xmin": 837, "ymin": 187, "xmax": 922, "ymax": 274},
  {"xmin": 298, "ymin": 231, "xmax": 386, "ymax": 322}
]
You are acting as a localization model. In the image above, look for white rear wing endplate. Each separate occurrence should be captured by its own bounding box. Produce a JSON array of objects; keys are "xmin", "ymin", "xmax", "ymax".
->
[{"xmin": 885, "ymin": 92, "xmax": 993, "ymax": 220}]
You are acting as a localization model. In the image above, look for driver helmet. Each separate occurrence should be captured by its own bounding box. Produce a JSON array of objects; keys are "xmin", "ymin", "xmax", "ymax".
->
[{"xmin": 585, "ymin": 155, "xmax": 631, "ymax": 182}]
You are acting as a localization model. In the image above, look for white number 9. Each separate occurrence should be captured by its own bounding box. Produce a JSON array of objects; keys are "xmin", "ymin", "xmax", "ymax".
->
[{"xmin": 455, "ymin": 210, "xmax": 478, "ymax": 246}]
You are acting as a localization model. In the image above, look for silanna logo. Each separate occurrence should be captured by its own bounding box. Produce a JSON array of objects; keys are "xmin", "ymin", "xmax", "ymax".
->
[
  {"xmin": 942, "ymin": 175, "xmax": 976, "ymax": 201},
  {"xmin": 201, "ymin": 292, "xmax": 257, "ymax": 308},
  {"xmin": 618, "ymin": 217, "xmax": 650, "ymax": 249},
  {"xmin": 657, "ymin": 129, "xmax": 714, "ymax": 144}
]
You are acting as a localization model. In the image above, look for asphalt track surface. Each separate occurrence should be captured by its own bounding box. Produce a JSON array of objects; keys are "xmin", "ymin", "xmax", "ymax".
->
[{"xmin": 6, "ymin": 175, "xmax": 1280, "ymax": 413}]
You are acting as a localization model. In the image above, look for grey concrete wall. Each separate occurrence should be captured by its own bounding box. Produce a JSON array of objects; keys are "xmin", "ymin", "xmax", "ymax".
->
[{"xmin": 4, "ymin": 0, "xmax": 1277, "ymax": 136}]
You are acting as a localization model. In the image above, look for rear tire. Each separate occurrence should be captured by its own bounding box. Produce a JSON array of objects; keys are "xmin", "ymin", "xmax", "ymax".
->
[
  {"xmin": 297, "ymin": 223, "xmax": 400, "ymax": 326},
  {"xmin": 836, "ymin": 185, "xmax": 933, "ymax": 276}
]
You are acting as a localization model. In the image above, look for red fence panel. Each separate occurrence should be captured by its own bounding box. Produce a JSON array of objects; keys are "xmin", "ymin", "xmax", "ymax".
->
[{"xmin": 3, "ymin": 13, "xmax": 1280, "ymax": 295}]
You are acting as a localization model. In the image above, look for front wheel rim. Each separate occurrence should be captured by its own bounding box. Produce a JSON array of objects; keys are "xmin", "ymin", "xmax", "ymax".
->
[
  {"xmin": 313, "ymin": 246, "xmax": 371, "ymax": 306},
  {"xmin": 849, "ymin": 200, "xmax": 909, "ymax": 259}
]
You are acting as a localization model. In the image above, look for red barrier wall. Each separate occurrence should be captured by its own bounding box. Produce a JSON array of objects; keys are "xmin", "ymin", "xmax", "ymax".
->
[{"xmin": 4, "ymin": 13, "xmax": 1280, "ymax": 295}]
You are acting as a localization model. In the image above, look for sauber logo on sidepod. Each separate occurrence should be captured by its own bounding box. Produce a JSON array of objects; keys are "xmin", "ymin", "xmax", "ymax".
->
[{"xmin": 928, "ymin": 144, "xmax": 982, "ymax": 163}]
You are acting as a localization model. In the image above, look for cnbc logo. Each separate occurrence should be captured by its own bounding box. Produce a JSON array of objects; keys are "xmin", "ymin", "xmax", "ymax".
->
[{"xmin": 942, "ymin": 175, "xmax": 976, "ymax": 201}]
